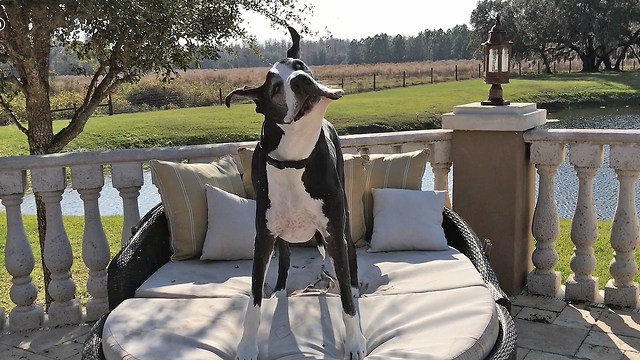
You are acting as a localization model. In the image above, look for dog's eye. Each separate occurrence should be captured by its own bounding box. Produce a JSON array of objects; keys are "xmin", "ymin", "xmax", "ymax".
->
[{"xmin": 272, "ymin": 84, "xmax": 281, "ymax": 95}]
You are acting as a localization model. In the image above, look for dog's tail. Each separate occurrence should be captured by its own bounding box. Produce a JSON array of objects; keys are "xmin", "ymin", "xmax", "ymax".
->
[{"xmin": 314, "ymin": 231, "xmax": 326, "ymax": 260}]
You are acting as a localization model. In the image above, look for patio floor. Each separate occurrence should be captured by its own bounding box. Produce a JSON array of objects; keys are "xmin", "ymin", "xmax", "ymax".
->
[{"xmin": 1, "ymin": 293, "xmax": 639, "ymax": 360}]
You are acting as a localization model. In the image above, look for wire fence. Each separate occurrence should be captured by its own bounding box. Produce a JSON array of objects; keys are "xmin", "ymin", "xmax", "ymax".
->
[{"xmin": 1, "ymin": 58, "xmax": 637, "ymax": 126}]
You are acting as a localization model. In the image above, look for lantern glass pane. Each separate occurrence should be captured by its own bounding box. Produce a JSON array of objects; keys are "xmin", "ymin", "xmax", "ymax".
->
[
  {"xmin": 501, "ymin": 47, "xmax": 509, "ymax": 72},
  {"xmin": 489, "ymin": 48, "xmax": 499, "ymax": 72}
]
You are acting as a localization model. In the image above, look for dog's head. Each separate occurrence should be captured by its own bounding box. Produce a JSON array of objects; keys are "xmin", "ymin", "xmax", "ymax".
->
[{"xmin": 225, "ymin": 27, "xmax": 343, "ymax": 125}]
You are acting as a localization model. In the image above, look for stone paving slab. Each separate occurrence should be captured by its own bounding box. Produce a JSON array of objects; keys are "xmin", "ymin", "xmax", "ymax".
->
[
  {"xmin": 585, "ymin": 331, "xmax": 640, "ymax": 352},
  {"xmin": 625, "ymin": 350, "xmax": 640, "ymax": 359},
  {"xmin": 576, "ymin": 343, "xmax": 625, "ymax": 360},
  {"xmin": 521, "ymin": 350, "xmax": 579, "ymax": 360},
  {"xmin": 594, "ymin": 308, "xmax": 640, "ymax": 339},
  {"xmin": 511, "ymin": 294, "xmax": 568, "ymax": 313},
  {"xmin": 0, "ymin": 343, "xmax": 53, "ymax": 360},
  {"xmin": 553, "ymin": 304, "xmax": 605, "ymax": 331},
  {"xmin": 516, "ymin": 307, "xmax": 558, "ymax": 323},
  {"xmin": 0, "ymin": 323, "xmax": 90, "ymax": 359},
  {"xmin": 515, "ymin": 318, "xmax": 589, "ymax": 356}
]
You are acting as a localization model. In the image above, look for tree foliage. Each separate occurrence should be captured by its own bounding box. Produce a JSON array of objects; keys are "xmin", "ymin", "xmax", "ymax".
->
[
  {"xmin": 0, "ymin": 0, "xmax": 312, "ymax": 155},
  {"xmin": 470, "ymin": 0, "xmax": 640, "ymax": 72}
]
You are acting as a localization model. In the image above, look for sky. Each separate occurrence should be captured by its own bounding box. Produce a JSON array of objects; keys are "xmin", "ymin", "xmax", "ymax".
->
[{"xmin": 242, "ymin": 0, "xmax": 479, "ymax": 41}]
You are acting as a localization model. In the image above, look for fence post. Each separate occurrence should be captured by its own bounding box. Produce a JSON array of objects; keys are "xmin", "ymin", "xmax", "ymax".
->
[
  {"xmin": 455, "ymin": 65, "xmax": 458, "ymax": 81},
  {"xmin": 430, "ymin": 68, "xmax": 433, "ymax": 83},
  {"xmin": 219, "ymin": 88, "xmax": 223, "ymax": 106},
  {"xmin": 537, "ymin": 61, "xmax": 540, "ymax": 75},
  {"xmin": 478, "ymin": 63, "xmax": 481, "ymax": 78},
  {"xmin": 163, "ymin": 86, "xmax": 168, "ymax": 110},
  {"xmin": 373, "ymin": 74, "xmax": 376, "ymax": 91},
  {"xmin": 518, "ymin": 62, "xmax": 521, "ymax": 76},
  {"xmin": 341, "ymin": 78, "xmax": 344, "ymax": 90},
  {"xmin": 569, "ymin": 59, "xmax": 572, "ymax": 73},
  {"xmin": 402, "ymin": 71, "xmax": 406, "ymax": 87},
  {"xmin": 108, "ymin": 93, "xmax": 114, "ymax": 116}
]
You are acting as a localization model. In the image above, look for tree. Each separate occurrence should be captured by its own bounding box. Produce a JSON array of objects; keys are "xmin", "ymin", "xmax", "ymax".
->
[
  {"xmin": 391, "ymin": 34, "xmax": 406, "ymax": 63},
  {"xmin": 0, "ymin": 0, "xmax": 312, "ymax": 306}
]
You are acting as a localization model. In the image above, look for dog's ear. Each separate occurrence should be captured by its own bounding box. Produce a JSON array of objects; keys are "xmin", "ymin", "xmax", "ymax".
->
[
  {"xmin": 225, "ymin": 86, "xmax": 262, "ymax": 108},
  {"xmin": 286, "ymin": 26, "xmax": 301, "ymax": 59}
]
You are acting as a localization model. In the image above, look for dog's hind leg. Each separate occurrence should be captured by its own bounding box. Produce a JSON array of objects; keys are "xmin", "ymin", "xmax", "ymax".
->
[
  {"xmin": 272, "ymin": 237, "xmax": 290, "ymax": 297},
  {"xmin": 237, "ymin": 233, "xmax": 277, "ymax": 360}
]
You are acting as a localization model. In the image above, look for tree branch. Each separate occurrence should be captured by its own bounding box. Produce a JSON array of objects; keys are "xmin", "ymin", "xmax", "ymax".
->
[{"xmin": 0, "ymin": 93, "xmax": 27, "ymax": 134}]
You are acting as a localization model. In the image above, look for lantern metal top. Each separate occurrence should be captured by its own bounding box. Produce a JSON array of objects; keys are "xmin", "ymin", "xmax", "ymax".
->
[{"xmin": 483, "ymin": 15, "xmax": 510, "ymax": 46}]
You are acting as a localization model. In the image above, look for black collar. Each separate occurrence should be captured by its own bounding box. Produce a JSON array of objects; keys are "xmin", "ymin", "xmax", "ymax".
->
[{"xmin": 263, "ymin": 132, "xmax": 322, "ymax": 170}]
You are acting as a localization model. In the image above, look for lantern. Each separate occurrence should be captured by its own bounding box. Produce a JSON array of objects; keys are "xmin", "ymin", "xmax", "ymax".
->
[{"xmin": 481, "ymin": 15, "xmax": 512, "ymax": 106}]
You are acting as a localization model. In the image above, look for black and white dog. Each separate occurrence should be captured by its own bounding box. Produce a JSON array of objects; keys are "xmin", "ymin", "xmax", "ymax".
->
[{"xmin": 225, "ymin": 27, "xmax": 366, "ymax": 360}]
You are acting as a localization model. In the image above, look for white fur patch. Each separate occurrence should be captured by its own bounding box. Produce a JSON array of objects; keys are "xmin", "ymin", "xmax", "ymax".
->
[
  {"xmin": 343, "ymin": 310, "xmax": 367, "ymax": 359},
  {"xmin": 236, "ymin": 297, "xmax": 261, "ymax": 360},
  {"xmin": 265, "ymin": 166, "xmax": 329, "ymax": 243}
]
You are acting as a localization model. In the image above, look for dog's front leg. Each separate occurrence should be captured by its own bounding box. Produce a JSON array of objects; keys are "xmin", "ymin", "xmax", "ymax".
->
[
  {"xmin": 236, "ymin": 232, "xmax": 276, "ymax": 360},
  {"xmin": 326, "ymin": 233, "xmax": 366, "ymax": 360}
]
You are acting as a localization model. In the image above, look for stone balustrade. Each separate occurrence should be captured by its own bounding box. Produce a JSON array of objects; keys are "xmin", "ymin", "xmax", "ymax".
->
[
  {"xmin": 525, "ymin": 129, "xmax": 640, "ymax": 308},
  {"xmin": 0, "ymin": 129, "xmax": 453, "ymax": 332}
]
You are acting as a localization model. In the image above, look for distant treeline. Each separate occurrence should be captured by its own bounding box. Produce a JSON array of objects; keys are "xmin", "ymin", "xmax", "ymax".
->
[{"xmin": 50, "ymin": 25, "xmax": 474, "ymax": 75}]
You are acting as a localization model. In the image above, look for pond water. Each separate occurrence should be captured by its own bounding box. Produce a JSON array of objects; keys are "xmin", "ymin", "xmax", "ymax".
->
[
  {"xmin": 3, "ymin": 106, "xmax": 640, "ymax": 219},
  {"xmin": 543, "ymin": 106, "xmax": 640, "ymax": 219}
]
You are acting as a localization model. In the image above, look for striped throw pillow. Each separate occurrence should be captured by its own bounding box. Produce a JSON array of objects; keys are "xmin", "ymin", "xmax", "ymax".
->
[
  {"xmin": 150, "ymin": 157, "xmax": 246, "ymax": 261},
  {"xmin": 362, "ymin": 149, "xmax": 429, "ymax": 240}
]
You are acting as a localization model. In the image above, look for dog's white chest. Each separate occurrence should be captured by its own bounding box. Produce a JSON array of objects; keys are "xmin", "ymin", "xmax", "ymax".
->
[{"xmin": 265, "ymin": 165, "xmax": 328, "ymax": 243}]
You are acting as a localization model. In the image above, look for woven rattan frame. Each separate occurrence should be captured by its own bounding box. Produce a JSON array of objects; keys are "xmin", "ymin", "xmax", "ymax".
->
[{"xmin": 82, "ymin": 204, "xmax": 516, "ymax": 360}]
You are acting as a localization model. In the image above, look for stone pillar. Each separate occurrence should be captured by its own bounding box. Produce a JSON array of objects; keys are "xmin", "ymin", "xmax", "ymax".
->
[
  {"xmin": 111, "ymin": 162, "xmax": 143, "ymax": 247},
  {"xmin": 442, "ymin": 103, "xmax": 546, "ymax": 295}
]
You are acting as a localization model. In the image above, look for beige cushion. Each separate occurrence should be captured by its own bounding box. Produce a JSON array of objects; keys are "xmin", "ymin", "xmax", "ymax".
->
[
  {"xmin": 150, "ymin": 157, "xmax": 245, "ymax": 261},
  {"xmin": 201, "ymin": 185, "xmax": 255, "ymax": 261},
  {"xmin": 370, "ymin": 189, "xmax": 448, "ymax": 252},
  {"xmin": 362, "ymin": 149, "xmax": 429, "ymax": 240},
  {"xmin": 135, "ymin": 247, "xmax": 486, "ymax": 299},
  {"xmin": 104, "ymin": 288, "xmax": 498, "ymax": 360},
  {"xmin": 236, "ymin": 148, "xmax": 367, "ymax": 246},
  {"xmin": 237, "ymin": 148, "xmax": 255, "ymax": 199}
]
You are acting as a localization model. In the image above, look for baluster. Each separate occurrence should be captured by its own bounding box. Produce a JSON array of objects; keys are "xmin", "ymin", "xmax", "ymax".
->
[
  {"xmin": 1, "ymin": 170, "xmax": 44, "ymax": 331},
  {"xmin": 605, "ymin": 144, "xmax": 640, "ymax": 308},
  {"xmin": 31, "ymin": 167, "xmax": 82, "ymax": 327},
  {"xmin": 565, "ymin": 143, "xmax": 603, "ymax": 302},
  {"xmin": 429, "ymin": 140, "xmax": 453, "ymax": 208},
  {"xmin": 111, "ymin": 162, "xmax": 143, "ymax": 247},
  {"xmin": 528, "ymin": 141, "xmax": 564, "ymax": 297},
  {"xmin": 71, "ymin": 165, "xmax": 110, "ymax": 321}
]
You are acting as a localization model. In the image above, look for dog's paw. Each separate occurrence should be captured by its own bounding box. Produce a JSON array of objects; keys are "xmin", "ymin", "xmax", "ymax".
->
[
  {"xmin": 344, "ymin": 335, "xmax": 367, "ymax": 360},
  {"xmin": 236, "ymin": 339, "xmax": 259, "ymax": 360}
]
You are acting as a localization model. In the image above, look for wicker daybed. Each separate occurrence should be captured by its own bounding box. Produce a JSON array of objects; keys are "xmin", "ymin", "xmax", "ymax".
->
[{"xmin": 81, "ymin": 201, "xmax": 516, "ymax": 360}]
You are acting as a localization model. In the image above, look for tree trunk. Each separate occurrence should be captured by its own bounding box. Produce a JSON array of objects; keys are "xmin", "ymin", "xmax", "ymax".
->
[
  {"xmin": 600, "ymin": 55, "xmax": 613, "ymax": 71},
  {"xmin": 22, "ymin": 42, "xmax": 57, "ymax": 309},
  {"xmin": 580, "ymin": 50, "xmax": 599, "ymax": 72},
  {"xmin": 540, "ymin": 50, "xmax": 553, "ymax": 74},
  {"xmin": 614, "ymin": 45, "xmax": 629, "ymax": 71}
]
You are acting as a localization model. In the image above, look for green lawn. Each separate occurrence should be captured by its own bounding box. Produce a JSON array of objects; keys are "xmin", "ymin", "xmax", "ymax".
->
[{"xmin": 2, "ymin": 72, "xmax": 640, "ymax": 157}]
